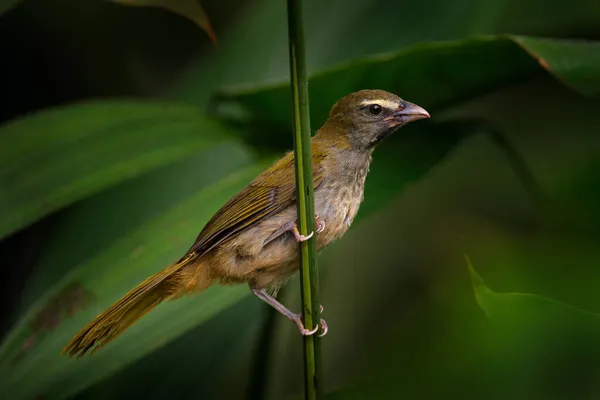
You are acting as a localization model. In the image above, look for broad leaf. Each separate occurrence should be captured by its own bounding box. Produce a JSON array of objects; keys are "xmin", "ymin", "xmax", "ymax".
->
[
  {"xmin": 466, "ymin": 254, "xmax": 600, "ymax": 324},
  {"xmin": 171, "ymin": 0, "xmax": 600, "ymax": 106},
  {"xmin": 111, "ymin": 0, "xmax": 217, "ymax": 44},
  {"xmin": 514, "ymin": 36, "xmax": 600, "ymax": 97},
  {"xmin": 18, "ymin": 142, "xmax": 256, "ymax": 311},
  {"xmin": 0, "ymin": 100, "xmax": 237, "ymax": 239},
  {"xmin": 214, "ymin": 35, "xmax": 600, "ymax": 131}
]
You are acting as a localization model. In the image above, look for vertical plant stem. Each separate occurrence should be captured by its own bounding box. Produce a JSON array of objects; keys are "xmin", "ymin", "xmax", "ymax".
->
[{"xmin": 286, "ymin": 0, "xmax": 322, "ymax": 399}]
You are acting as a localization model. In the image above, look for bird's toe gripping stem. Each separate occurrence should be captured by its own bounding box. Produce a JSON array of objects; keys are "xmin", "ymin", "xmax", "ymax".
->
[
  {"xmin": 292, "ymin": 312, "xmax": 328, "ymax": 337},
  {"xmin": 291, "ymin": 215, "xmax": 325, "ymax": 242}
]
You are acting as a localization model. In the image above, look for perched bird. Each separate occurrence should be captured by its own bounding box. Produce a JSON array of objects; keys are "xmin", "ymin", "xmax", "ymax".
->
[{"xmin": 63, "ymin": 89, "xmax": 430, "ymax": 357}]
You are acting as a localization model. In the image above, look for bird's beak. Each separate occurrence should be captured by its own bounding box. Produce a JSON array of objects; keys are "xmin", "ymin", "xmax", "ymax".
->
[{"xmin": 384, "ymin": 101, "xmax": 430, "ymax": 126}]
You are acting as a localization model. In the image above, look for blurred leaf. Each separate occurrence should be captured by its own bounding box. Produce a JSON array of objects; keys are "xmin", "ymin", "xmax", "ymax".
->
[
  {"xmin": 514, "ymin": 36, "xmax": 600, "ymax": 97},
  {"xmin": 0, "ymin": 0, "xmax": 20, "ymax": 16},
  {"xmin": 465, "ymin": 254, "xmax": 600, "ymax": 323},
  {"xmin": 214, "ymin": 35, "xmax": 600, "ymax": 130},
  {"xmin": 170, "ymin": 0, "xmax": 485, "ymax": 105},
  {"xmin": 110, "ymin": 0, "xmax": 217, "ymax": 45},
  {"xmin": 0, "ymin": 99, "xmax": 238, "ymax": 239},
  {"xmin": 171, "ymin": 0, "xmax": 600, "ymax": 107},
  {"xmin": 0, "ymin": 162, "xmax": 271, "ymax": 400},
  {"xmin": 18, "ymin": 142, "xmax": 255, "ymax": 312}
]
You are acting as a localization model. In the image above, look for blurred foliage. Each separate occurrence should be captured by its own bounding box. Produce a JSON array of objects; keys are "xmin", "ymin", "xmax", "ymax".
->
[
  {"xmin": 0, "ymin": 0, "xmax": 19, "ymax": 16},
  {"xmin": 110, "ymin": 0, "xmax": 217, "ymax": 44},
  {"xmin": 0, "ymin": 100, "xmax": 240, "ymax": 239},
  {"xmin": 466, "ymin": 254, "xmax": 600, "ymax": 323},
  {"xmin": 1, "ymin": 0, "xmax": 600, "ymax": 399},
  {"xmin": 215, "ymin": 35, "xmax": 600, "ymax": 140}
]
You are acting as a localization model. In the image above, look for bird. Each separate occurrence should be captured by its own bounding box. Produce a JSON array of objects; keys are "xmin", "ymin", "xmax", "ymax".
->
[{"xmin": 63, "ymin": 89, "xmax": 430, "ymax": 357}]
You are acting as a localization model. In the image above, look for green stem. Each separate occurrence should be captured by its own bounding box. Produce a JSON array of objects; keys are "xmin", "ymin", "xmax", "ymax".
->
[{"xmin": 286, "ymin": 0, "xmax": 322, "ymax": 399}]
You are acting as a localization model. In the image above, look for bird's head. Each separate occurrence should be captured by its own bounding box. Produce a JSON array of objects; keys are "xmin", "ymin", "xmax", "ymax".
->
[{"xmin": 320, "ymin": 89, "xmax": 430, "ymax": 150}]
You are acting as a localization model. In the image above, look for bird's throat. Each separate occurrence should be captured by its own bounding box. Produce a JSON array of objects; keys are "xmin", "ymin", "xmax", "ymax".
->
[{"xmin": 367, "ymin": 126, "xmax": 401, "ymax": 149}]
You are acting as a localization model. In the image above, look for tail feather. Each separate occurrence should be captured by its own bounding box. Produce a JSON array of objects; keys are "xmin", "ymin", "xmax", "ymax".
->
[{"xmin": 63, "ymin": 254, "xmax": 199, "ymax": 358}]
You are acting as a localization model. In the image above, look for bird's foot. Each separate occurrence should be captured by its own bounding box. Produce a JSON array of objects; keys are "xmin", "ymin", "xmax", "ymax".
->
[
  {"xmin": 291, "ymin": 313, "xmax": 328, "ymax": 337},
  {"xmin": 292, "ymin": 314, "xmax": 319, "ymax": 335},
  {"xmin": 291, "ymin": 215, "xmax": 325, "ymax": 242}
]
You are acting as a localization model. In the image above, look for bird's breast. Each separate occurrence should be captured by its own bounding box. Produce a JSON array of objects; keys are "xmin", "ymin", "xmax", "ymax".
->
[{"xmin": 314, "ymin": 170, "xmax": 368, "ymax": 250}]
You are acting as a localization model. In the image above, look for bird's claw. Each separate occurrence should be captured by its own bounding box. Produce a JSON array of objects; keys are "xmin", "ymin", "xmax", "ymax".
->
[
  {"xmin": 301, "ymin": 324, "xmax": 320, "ymax": 336},
  {"xmin": 291, "ymin": 216, "xmax": 324, "ymax": 242},
  {"xmin": 295, "ymin": 230, "xmax": 314, "ymax": 242},
  {"xmin": 317, "ymin": 304, "xmax": 327, "ymax": 337},
  {"xmin": 315, "ymin": 215, "xmax": 326, "ymax": 233},
  {"xmin": 292, "ymin": 312, "xmax": 328, "ymax": 337},
  {"xmin": 318, "ymin": 318, "xmax": 328, "ymax": 337},
  {"xmin": 293, "ymin": 315, "xmax": 319, "ymax": 335}
]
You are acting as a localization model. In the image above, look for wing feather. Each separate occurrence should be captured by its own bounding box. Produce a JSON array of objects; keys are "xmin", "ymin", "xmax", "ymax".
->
[{"xmin": 185, "ymin": 147, "xmax": 326, "ymax": 256}]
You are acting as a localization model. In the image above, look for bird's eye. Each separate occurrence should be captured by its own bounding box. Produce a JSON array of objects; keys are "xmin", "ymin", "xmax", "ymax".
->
[{"xmin": 369, "ymin": 104, "xmax": 382, "ymax": 115}]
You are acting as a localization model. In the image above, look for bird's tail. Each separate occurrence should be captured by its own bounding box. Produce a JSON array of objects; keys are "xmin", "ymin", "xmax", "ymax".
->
[{"xmin": 63, "ymin": 253, "xmax": 208, "ymax": 358}]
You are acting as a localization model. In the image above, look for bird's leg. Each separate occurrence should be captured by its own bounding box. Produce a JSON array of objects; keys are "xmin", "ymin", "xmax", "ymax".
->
[
  {"xmin": 250, "ymin": 285, "xmax": 317, "ymax": 335},
  {"xmin": 250, "ymin": 284, "xmax": 328, "ymax": 336}
]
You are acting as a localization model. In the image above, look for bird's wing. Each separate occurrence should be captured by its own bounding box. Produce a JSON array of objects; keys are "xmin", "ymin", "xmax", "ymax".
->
[{"xmin": 184, "ymin": 145, "xmax": 327, "ymax": 257}]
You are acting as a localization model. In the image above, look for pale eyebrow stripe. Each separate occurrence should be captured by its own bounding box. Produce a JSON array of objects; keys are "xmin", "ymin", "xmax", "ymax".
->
[{"xmin": 359, "ymin": 99, "xmax": 398, "ymax": 110}]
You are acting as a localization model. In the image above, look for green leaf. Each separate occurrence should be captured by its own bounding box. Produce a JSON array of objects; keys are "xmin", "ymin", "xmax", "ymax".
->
[
  {"xmin": 0, "ymin": 0, "xmax": 20, "ymax": 16},
  {"xmin": 513, "ymin": 36, "xmax": 600, "ymax": 97},
  {"xmin": 0, "ymin": 162, "xmax": 272, "ymax": 400},
  {"xmin": 465, "ymin": 253, "xmax": 600, "ymax": 323},
  {"xmin": 0, "ymin": 99, "xmax": 237, "ymax": 239},
  {"xmin": 170, "ymin": 0, "xmax": 600, "ymax": 107},
  {"xmin": 110, "ymin": 0, "xmax": 217, "ymax": 44},
  {"xmin": 169, "ymin": 0, "xmax": 486, "ymax": 105},
  {"xmin": 214, "ymin": 35, "xmax": 600, "ymax": 130},
  {"xmin": 17, "ymin": 142, "xmax": 255, "ymax": 312}
]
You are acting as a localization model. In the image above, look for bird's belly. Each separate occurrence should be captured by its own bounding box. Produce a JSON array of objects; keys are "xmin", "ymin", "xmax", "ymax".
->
[{"xmin": 209, "ymin": 206, "xmax": 300, "ymax": 289}]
